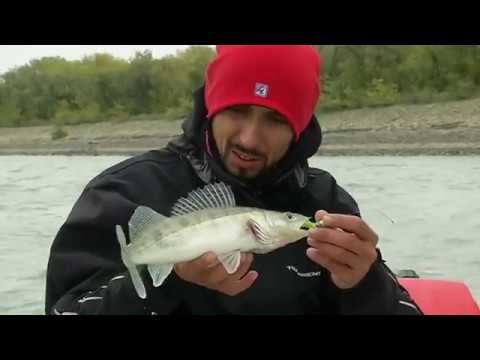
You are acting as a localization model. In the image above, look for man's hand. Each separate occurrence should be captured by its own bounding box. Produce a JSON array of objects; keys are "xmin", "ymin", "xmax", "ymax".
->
[
  {"xmin": 174, "ymin": 252, "xmax": 258, "ymax": 296},
  {"xmin": 306, "ymin": 210, "xmax": 379, "ymax": 289}
]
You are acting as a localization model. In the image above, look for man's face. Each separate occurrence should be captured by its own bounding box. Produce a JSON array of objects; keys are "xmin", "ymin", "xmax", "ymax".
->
[{"xmin": 212, "ymin": 105, "xmax": 294, "ymax": 180}]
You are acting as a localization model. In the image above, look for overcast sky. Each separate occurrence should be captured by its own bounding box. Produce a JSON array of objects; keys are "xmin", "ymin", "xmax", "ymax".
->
[{"xmin": 0, "ymin": 45, "xmax": 205, "ymax": 74}]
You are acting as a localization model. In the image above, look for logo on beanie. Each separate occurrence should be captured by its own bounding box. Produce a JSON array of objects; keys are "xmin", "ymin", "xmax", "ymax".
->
[{"xmin": 255, "ymin": 83, "xmax": 269, "ymax": 98}]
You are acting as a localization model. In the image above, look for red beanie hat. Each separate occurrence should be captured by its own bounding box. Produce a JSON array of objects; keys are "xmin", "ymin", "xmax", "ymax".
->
[{"xmin": 205, "ymin": 45, "xmax": 321, "ymax": 141}]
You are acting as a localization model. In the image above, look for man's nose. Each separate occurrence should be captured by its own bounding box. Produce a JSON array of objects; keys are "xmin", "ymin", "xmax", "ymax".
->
[{"xmin": 237, "ymin": 120, "xmax": 262, "ymax": 150}]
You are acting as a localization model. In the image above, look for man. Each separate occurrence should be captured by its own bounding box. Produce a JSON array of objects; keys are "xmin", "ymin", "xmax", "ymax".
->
[{"xmin": 45, "ymin": 45, "xmax": 422, "ymax": 315}]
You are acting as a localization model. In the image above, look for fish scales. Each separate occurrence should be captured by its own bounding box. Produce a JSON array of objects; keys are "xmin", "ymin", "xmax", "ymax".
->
[
  {"xmin": 130, "ymin": 210, "xmax": 258, "ymax": 264},
  {"xmin": 116, "ymin": 182, "xmax": 311, "ymax": 299}
]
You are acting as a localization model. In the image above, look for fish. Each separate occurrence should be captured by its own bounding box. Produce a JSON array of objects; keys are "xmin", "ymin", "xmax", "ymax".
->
[{"xmin": 115, "ymin": 181, "xmax": 313, "ymax": 299}]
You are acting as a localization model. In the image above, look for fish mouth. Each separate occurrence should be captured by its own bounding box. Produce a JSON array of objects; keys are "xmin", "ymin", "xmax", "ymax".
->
[{"xmin": 300, "ymin": 218, "xmax": 325, "ymax": 231}]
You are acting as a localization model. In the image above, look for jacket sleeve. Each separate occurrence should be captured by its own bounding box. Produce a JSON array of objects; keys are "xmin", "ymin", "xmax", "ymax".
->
[
  {"xmin": 45, "ymin": 173, "xmax": 185, "ymax": 315},
  {"xmin": 335, "ymin": 251, "xmax": 423, "ymax": 315}
]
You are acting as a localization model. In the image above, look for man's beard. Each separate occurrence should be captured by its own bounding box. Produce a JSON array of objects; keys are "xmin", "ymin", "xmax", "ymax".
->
[{"xmin": 222, "ymin": 142, "xmax": 278, "ymax": 183}]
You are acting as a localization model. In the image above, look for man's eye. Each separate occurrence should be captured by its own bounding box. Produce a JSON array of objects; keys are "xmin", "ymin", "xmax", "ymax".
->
[
  {"xmin": 269, "ymin": 116, "xmax": 288, "ymax": 125},
  {"xmin": 229, "ymin": 107, "xmax": 248, "ymax": 114}
]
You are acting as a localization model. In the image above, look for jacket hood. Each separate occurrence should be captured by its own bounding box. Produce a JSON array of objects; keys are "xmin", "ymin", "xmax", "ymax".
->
[{"xmin": 167, "ymin": 86, "xmax": 323, "ymax": 192}]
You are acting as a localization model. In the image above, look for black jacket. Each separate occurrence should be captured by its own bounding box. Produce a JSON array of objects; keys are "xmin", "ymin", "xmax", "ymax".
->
[{"xmin": 45, "ymin": 87, "xmax": 422, "ymax": 315}]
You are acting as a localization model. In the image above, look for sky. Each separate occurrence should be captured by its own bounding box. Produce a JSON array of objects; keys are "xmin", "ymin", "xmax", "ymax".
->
[{"xmin": 0, "ymin": 45, "xmax": 203, "ymax": 74}]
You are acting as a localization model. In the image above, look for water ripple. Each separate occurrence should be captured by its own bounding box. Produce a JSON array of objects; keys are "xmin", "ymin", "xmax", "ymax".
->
[{"xmin": 2, "ymin": 155, "xmax": 479, "ymax": 313}]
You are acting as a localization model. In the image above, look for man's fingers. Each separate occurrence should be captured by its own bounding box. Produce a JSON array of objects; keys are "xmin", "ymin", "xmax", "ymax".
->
[
  {"xmin": 202, "ymin": 263, "xmax": 232, "ymax": 285},
  {"xmin": 307, "ymin": 229, "xmax": 362, "ymax": 256},
  {"xmin": 215, "ymin": 253, "xmax": 253, "ymax": 286},
  {"xmin": 230, "ymin": 253, "xmax": 254, "ymax": 280},
  {"xmin": 204, "ymin": 253, "xmax": 253, "ymax": 285},
  {"xmin": 309, "ymin": 211, "xmax": 380, "ymax": 290},
  {"xmin": 198, "ymin": 252, "xmax": 221, "ymax": 268},
  {"xmin": 315, "ymin": 211, "xmax": 378, "ymax": 245},
  {"xmin": 215, "ymin": 253, "xmax": 257, "ymax": 296},
  {"xmin": 175, "ymin": 252, "xmax": 259, "ymax": 296},
  {"xmin": 315, "ymin": 210, "xmax": 328, "ymax": 221},
  {"xmin": 176, "ymin": 252, "xmax": 219, "ymax": 271},
  {"xmin": 307, "ymin": 248, "xmax": 363, "ymax": 289},
  {"xmin": 310, "ymin": 241, "xmax": 362, "ymax": 269}
]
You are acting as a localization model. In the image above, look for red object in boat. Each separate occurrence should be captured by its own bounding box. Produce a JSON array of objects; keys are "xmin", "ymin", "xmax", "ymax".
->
[{"xmin": 398, "ymin": 278, "xmax": 480, "ymax": 315}]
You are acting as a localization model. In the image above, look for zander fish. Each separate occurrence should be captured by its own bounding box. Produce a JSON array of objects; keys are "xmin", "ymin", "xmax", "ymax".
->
[{"xmin": 115, "ymin": 182, "xmax": 314, "ymax": 299}]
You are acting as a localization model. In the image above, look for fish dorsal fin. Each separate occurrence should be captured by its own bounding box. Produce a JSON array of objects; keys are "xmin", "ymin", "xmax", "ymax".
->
[
  {"xmin": 171, "ymin": 182, "xmax": 236, "ymax": 216},
  {"xmin": 129, "ymin": 206, "xmax": 167, "ymax": 242}
]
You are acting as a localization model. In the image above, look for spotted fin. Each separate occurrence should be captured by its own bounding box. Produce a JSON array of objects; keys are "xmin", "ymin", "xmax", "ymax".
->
[
  {"xmin": 171, "ymin": 182, "xmax": 236, "ymax": 216},
  {"xmin": 129, "ymin": 206, "xmax": 167, "ymax": 243}
]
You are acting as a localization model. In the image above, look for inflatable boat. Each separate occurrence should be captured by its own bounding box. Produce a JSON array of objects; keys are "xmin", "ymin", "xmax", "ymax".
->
[{"xmin": 395, "ymin": 270, "xmax": 480, "ymax": 315}]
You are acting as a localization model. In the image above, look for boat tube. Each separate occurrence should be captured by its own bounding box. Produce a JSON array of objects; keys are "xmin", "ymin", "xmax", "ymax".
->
[{"xmin": 396, "ymin": 270, "xmax": 480, "ymax": 315}]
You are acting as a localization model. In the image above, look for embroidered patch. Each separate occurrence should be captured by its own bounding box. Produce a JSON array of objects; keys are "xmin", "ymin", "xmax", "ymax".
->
[{"xmin": 255, "ymin": 83, "xmax": 269, "ymax": 98}]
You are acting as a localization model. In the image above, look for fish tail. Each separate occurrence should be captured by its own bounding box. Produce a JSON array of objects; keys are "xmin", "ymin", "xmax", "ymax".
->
[{"xmin": 115, "ymin": 225, "xmax": 147, "ymax": 299}]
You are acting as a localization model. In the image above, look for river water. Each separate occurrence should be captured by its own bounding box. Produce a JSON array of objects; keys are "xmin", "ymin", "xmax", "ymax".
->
[{"xmin": 1, "ymin": 155, "xmax": 478, "ymax": 314}]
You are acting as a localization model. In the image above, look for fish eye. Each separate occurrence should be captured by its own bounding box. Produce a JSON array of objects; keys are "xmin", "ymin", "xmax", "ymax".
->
[{"xmin": 286, "ymin": 213, "xmax": 296, "ymax": 221}]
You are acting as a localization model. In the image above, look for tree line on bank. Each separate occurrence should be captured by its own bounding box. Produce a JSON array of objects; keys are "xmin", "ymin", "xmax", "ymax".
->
[{"xmin": 1, "ymin": 45, "xmax": 479, "ymax": 128}]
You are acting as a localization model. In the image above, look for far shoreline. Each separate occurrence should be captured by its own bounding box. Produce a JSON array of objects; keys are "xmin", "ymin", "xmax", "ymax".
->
[
  {"xmin": 2, "ymin": 96, "xmax": 479, "ymax": 157},
  {"xmin": 1, "ymin": 140, "xmax": 479, "ymax": 157}
]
